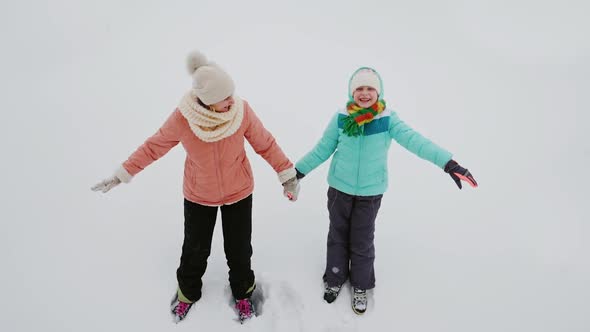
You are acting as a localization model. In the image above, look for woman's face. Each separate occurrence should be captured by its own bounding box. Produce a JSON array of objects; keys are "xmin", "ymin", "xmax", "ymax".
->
[
  {"xmin": 209, "ymin": 96, "xmax": 234, "ymax": 113},
  {"xmin": 353, "ymin": 86, "xmax": 378, "ymax": 108}
]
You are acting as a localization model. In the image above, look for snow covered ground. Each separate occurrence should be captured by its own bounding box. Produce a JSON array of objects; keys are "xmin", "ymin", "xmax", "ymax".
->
[{"xmin": 2, "ymin": 1, "xmax": 589, "ymax": 331}]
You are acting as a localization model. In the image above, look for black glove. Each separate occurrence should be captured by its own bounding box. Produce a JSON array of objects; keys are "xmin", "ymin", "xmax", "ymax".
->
[
  {"xmin": 295, "ymin": 168, "xmax": 306, "ymax": 180},
  {"xmin": 444, "ymin": 160, "xmax": 478, "ymax": 189}
]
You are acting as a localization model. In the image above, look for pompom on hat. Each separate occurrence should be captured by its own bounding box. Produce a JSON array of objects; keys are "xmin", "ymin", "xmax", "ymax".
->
[
  {"xmin": 186, "ymin": 50, "xmax": 235, "ymax": 105},
  {"xmin": 348, "ymin": 67, "xmax": 384, "ymax": 99}
]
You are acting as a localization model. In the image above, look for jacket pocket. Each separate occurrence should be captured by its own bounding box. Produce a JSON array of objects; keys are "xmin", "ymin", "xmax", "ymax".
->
[
  {"xmin": 358, "ymin": 168, "xmax": 386, "ymax": 189},
  {"xmin": 227, "ymin": 159, "xmax": 252, "ymax": 193},
  {"xmin": 331, "ymin": 159, "xmax": 354, "ymax": 185}
]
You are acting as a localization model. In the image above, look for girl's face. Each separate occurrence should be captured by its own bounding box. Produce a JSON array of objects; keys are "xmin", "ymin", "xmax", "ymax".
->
[
  {"xmin": 209, "ymin": 96, "xmax": 234, "ymax": 113},
  {"xmin": 353, "ymin": 86, "xmax": 378, "ymax": 108}
]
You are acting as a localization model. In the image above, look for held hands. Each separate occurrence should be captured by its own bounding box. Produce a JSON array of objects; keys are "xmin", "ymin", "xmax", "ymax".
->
[
  {"xmin": 282, "ymin": 177, "xmax": 300, "ymax": 202},
  {"xmin": 444, "ymin": 160, "xmax": 478, "ymax": 189}
]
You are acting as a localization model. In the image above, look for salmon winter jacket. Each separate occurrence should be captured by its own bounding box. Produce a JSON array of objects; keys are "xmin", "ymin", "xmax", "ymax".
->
[{"xmin": 116, "ymin": 98, "xmax": 295, "ymax": 206}]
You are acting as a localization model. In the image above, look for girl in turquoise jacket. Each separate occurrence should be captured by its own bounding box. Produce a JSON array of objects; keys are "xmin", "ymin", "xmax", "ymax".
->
[{"xmin": 295, "ymin": 67, "xmax": 477, "ymax": 315}]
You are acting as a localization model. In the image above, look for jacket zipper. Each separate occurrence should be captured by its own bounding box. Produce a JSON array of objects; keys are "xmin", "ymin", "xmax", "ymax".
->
[
  {"xmin": 213, "ymin": 144, "xmax": 225, "ymax": 201},
  {"xmin": 356, "ymin": 132, "xmax": 363, "ymax": 193}
]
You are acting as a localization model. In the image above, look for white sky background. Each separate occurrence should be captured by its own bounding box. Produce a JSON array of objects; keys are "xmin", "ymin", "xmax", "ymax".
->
[{"xmin": 1, "ymin": 0, "xmax": 589, "ymax": 331}]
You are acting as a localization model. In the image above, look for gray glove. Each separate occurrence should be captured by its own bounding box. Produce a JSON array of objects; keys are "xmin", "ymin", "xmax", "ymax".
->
[
  {"xmin": 282, "ymin": 177, "xmax": 300, "ymax": 202},
  {"xmin": 91, "ymin": 166, "xmax": 132, "ymax": 193},
  {"xmin": 91, "ymin": 175, "xmax": 121, "ymax": 193}
]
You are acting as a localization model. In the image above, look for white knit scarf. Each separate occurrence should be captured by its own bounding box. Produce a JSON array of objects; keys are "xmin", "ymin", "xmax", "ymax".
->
[{"xmin": 178, "ymin": 90, "xmax": 244, "ymax": 142}]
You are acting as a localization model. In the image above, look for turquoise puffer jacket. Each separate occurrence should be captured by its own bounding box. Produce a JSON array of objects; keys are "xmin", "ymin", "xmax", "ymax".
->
[{"xmin": 295, "ymin": 109, "xmax": 452, "ymax": 196}]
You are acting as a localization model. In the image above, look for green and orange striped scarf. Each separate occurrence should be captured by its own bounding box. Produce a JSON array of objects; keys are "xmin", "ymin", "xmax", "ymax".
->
[{"xmin": 342, "ymin": 100, "xmax": 386, "ymax": 137}]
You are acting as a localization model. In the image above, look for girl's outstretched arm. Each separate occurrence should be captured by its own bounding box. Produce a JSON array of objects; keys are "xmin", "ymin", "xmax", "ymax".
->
[
  {"xmin": 389, "ymin": 112, "xmax": 477, "ymax": 189},
  {"xmin": 91, "ymin": 110, "xmax": 183, "ymax": 193},
  {"xmin": 388, "ymin": 111, "xmax": 452, "ymax": 168},
  {"xmin": 295, "ymin": 113, "xmax": 339, "ymax": 177}
]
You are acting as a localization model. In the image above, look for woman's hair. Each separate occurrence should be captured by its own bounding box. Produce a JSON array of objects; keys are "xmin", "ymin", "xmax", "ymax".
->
[{"xmin": 197, "ymin": 97, "xmax": 215, "ymax": 111}]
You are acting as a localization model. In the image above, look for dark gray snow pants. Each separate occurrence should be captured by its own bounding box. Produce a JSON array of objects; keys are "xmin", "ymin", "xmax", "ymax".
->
[{"xmin": 323, "ymin": 187, "xmax": 383, "ymax": 290}]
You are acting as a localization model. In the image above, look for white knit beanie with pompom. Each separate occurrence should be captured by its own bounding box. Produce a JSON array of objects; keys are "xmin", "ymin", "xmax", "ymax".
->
[{"xmin": 186, "ymin": 50, "xmax": 235, "ymax": 105}]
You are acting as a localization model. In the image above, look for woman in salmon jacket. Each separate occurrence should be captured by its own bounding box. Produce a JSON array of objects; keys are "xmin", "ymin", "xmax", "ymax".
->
[{"xmin": 91, "ymin": 50, "xmax": 300, "ymax": 323}]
